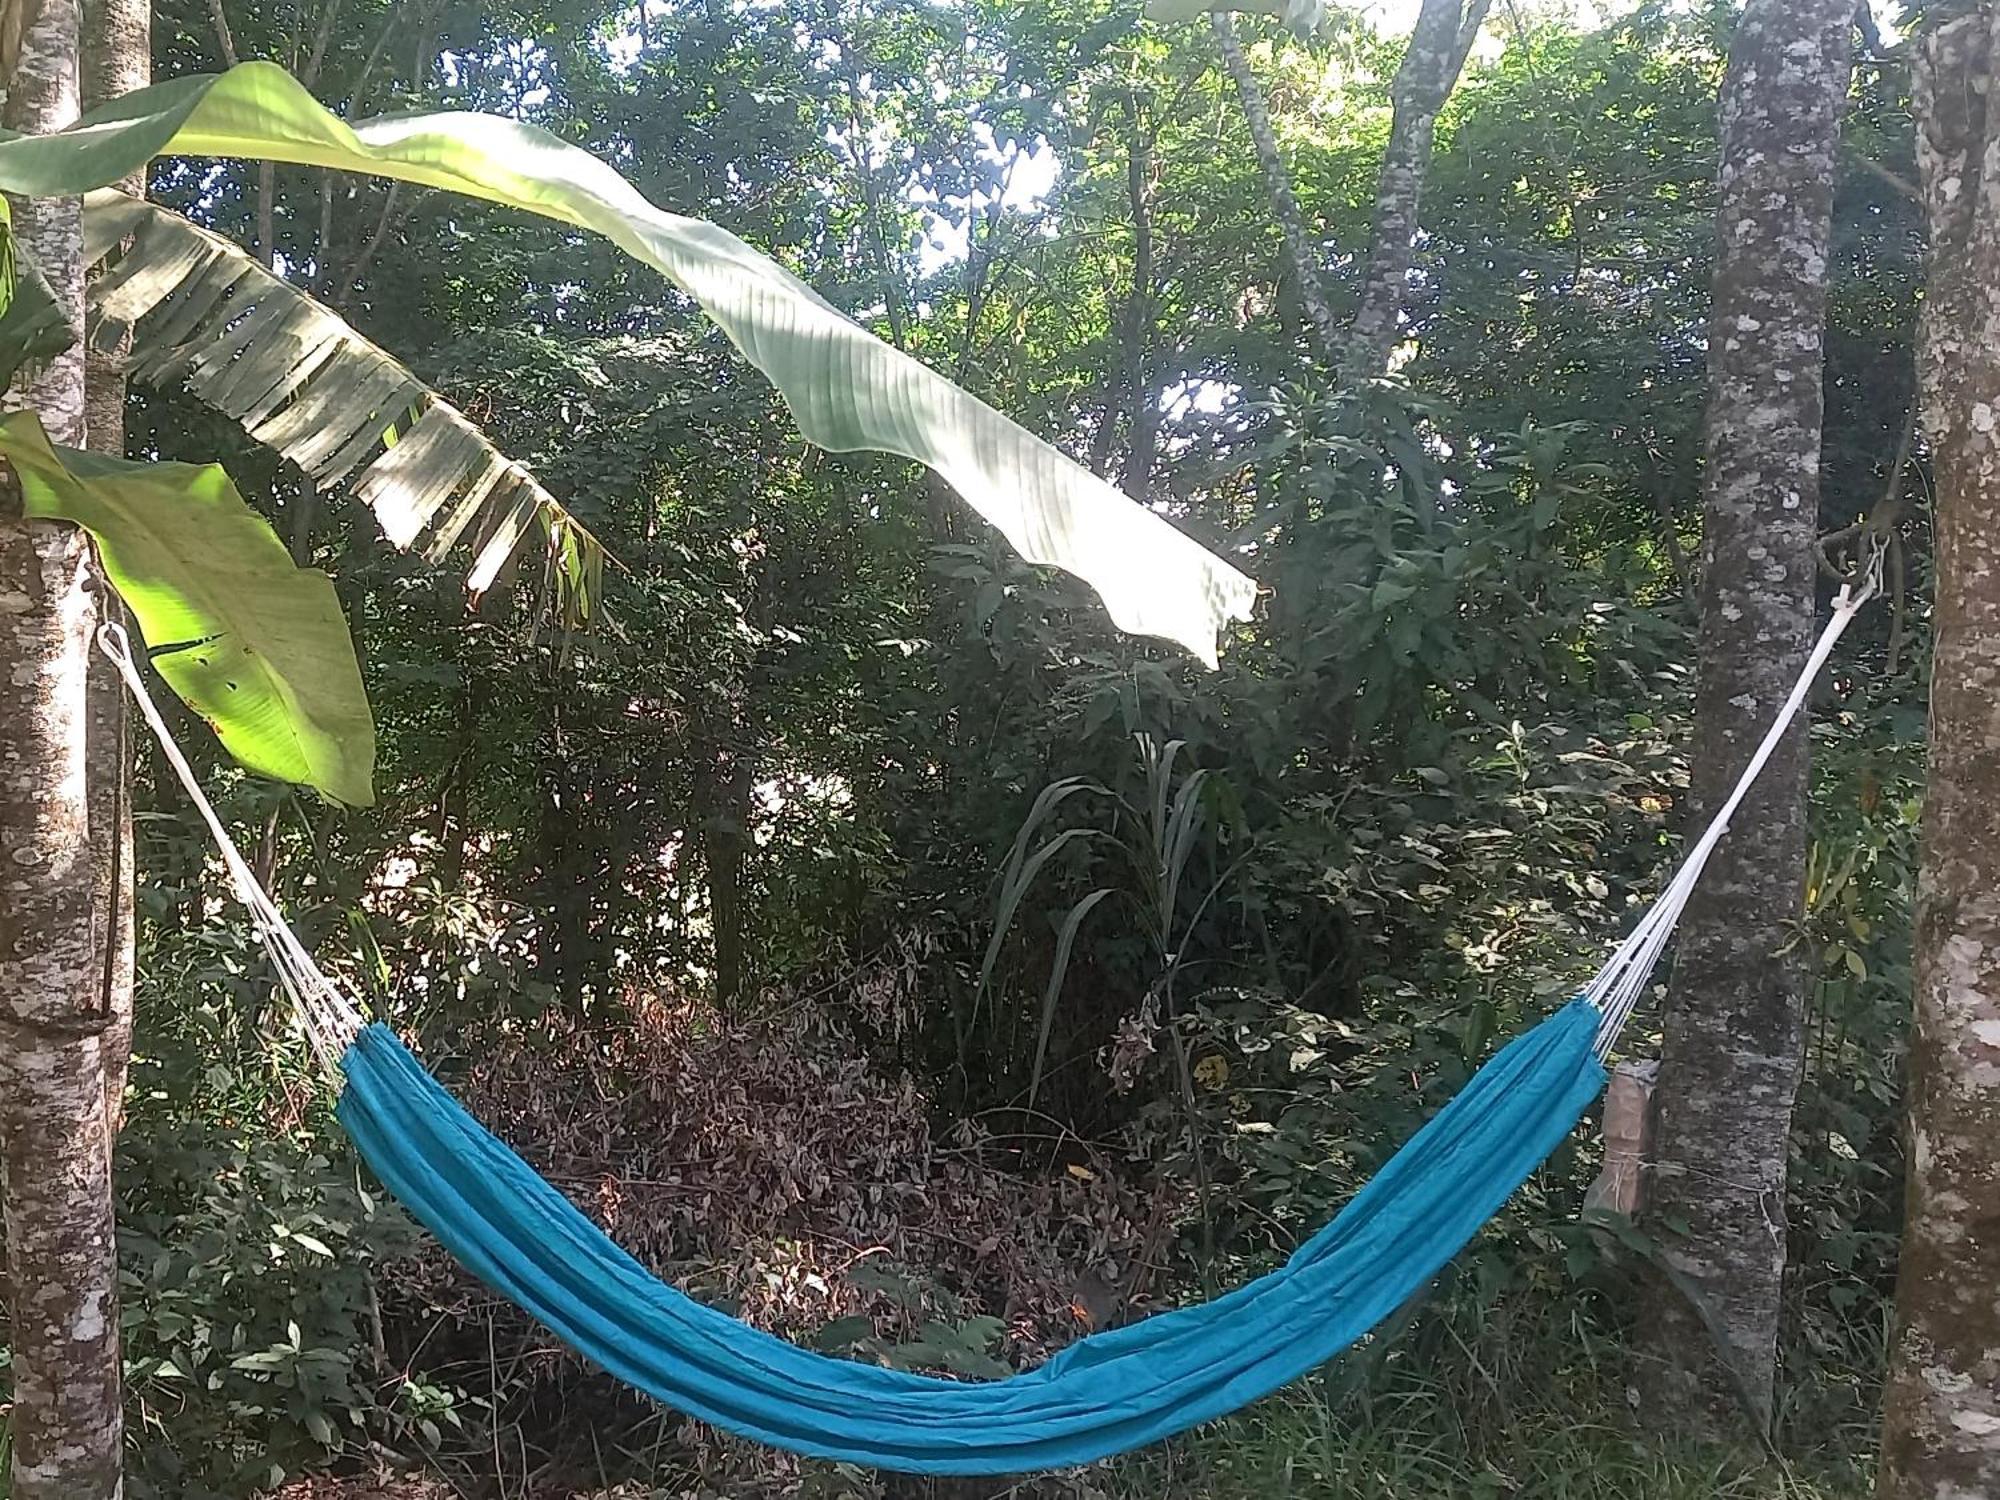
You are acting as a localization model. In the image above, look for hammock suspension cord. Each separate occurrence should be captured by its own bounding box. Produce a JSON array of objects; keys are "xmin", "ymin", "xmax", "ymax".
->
[
  {"xmin": 96, "ymin": 622, "xmax": 365, "ymax": 1074},
  {"xmin": 1585, "ymin": 544, "xmax": 1880, "ymax": 1056}
]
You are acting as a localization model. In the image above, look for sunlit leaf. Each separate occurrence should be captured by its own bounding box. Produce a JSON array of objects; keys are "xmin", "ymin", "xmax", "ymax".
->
[{"xmin": 0, "ymin": 408, "xmax": 374, "ymax": 805}]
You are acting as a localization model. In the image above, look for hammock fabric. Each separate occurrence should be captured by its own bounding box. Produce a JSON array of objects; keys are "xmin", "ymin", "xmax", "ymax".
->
[
  {"xmin": 95, "ymin": 551, "xmax": 1877, "ymax": 1476},
  {"xmin": 338, "ymin": 1002, "xmax": 1603, "ymax": 1473}
]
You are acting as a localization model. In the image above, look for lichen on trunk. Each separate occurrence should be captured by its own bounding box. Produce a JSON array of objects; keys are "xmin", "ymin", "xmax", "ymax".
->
[
  {"xmin": 1876, "ymin": 11, "xmax": 2000, "ymax": 1495},
  {"xmin": 80, "ymin": 0, "xmax": 149, "ymax": 1142},
  {"xmin": 1637, "ymin": 0, "xmax": 1853, "ymax": 1434},
  {"xmin": 0, "ymin": 0, "xmax": 127, "ymax": 1493},
  {"xmin": 1341, "ymin": 0, "xmax": 1489, "ymax": 380}
]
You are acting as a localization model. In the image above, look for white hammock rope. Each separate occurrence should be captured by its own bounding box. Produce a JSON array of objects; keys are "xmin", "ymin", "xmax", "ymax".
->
[
  {"xmin": 97, "ymin": 621, "xmax": 367, "ymax": 1075},
  {"xmin": 1583, "ymin": 547, "xmax": 1883, "ymax": 1058},
  {"xmin": 97, "ymin": 550, "xmax": 1878, "ymax": 1078}
]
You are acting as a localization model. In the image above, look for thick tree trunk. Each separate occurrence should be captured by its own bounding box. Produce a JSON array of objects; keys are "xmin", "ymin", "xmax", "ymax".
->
[
  {"xmin": 1210, "ymin": 11, "xmax": 1341, "ymax": 360},
  {"xmin": 80, "ymin": 0, "xmax": 148, "ymax": 1141},
  {"xmin": 1118, "ymin": 119, "xmax": 1160, "ymax": 498},
  {"xmin": 1637, "ymin": 0, "xmax": 1852, "ymax": 1434},
  {"xmin": 0, "ymin": 0, "xmax": 126, "ymax": 1492},
  {"xmin": 1341, "ymin": 0, "xmax": 1489, "ymax": 379},
  {"xmin": 1876, "ymin": 13, "xmax": 2000, "ymax": 1495}
]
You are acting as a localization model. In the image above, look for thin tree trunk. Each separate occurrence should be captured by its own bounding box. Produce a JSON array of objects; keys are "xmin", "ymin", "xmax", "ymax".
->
[
  {"xmin": 1876, "ymin": 13, "xmax": 2000, "ymax": 1493},
  {"xmin": 700, "ymin": 737, "xmax": 752, "ymax": 1009},
  {"xmin": 1637, "ymin": 0, "xmax": 1852, "ymax": 1435},
  {"xmin": 1119, "ymin": 120, "xmax": 1161, "ymax": 499},
  {"xmin": 0, "ymin": 0, "xmax": 125, "ymax": 1490},
  {"xmin": 1341, "ymin": 0, "xmax": 1490, "ymax": 379},
  {"xmin": 80, "ymin": 0, "xmax": 148, "ymax": 1144},
  {"xmin": 1210, "ymin": 11, "xmax": 1341, "ymax": 360}
]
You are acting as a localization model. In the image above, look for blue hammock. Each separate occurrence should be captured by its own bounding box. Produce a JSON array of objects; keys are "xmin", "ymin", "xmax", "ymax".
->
[
  {"xmin": 336, "ymin": 999, "xmax": 1606, "ymax": 1475},
  {"xmin": 99, "ymin": 562, "xmax": 1879, "ymax": 1475}
]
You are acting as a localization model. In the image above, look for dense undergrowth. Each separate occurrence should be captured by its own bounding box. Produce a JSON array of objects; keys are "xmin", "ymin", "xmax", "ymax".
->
[
  {"xmin": 86, "ymin": 377, "xmax": 1920, "ymax": 1498},
  {"xmin": 0, "ymin": 3, "xmax": 1927, "ymax": 1492}
]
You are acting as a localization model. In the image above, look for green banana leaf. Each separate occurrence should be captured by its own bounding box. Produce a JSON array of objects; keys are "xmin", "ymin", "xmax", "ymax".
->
[
  {"xmin": 0, "ymin": 62, "xmax": 1258, "ymax": 665},
  {"xmin": 81, "ymin": 189, "xmax": 606, "ymax": 631},
  {"xmin": 0, "ymin": 409, "xmax": 374, "ymax": 806}
]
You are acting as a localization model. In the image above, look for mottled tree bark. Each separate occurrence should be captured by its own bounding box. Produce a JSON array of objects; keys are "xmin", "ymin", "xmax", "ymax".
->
[
  {"xmin": 1637, "ymin": 0, "xmax": 1852, "ymax": 1434},
  {"xmin": 80, "ymin": 0, "xmax": 149, "ymax": 1140},
  {"xmin": 1341, "ymin": 0, "xmax": 1489, "ymax": 379},
  {"xmin": 1876, "ymin": 12, "xmax": 2000, "ymax": 1495},
  {"xmin": 1210, "ymin": 11, "xmax": 1341, "ymax": 360},
  {"xmin": 0, "ymin": 0, "xmax": 126, "ymax": 1491}
]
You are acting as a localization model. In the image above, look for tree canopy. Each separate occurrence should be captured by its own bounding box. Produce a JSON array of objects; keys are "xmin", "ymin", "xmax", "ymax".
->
[{"xmin": 0, "ymin": 1, "xmax": 1969, "ymax": 1497}]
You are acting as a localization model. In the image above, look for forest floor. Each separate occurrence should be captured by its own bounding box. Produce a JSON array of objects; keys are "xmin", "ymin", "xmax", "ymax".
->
[{"xmin": 266, "ymin": 1410, "xmax": 1871, "ymax": 1500}]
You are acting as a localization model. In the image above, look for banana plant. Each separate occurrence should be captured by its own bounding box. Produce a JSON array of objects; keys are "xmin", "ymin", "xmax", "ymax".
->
[
  {"xmin": 0, "ymin": 61, "xmax": 1258, "ymax": 668},
  {"xmin": 0, "ymin": 409, "xmax": 373, "ymax": 804},
  {"xmin": 0, "ymin": 61, "xmax": 1256, "ymax": 815},
  {"xmin": 80, "ymin": 190, "xmax": 606, "ymax": 631}
]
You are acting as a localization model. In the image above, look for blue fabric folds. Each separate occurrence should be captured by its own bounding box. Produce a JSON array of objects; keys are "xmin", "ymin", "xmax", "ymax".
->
[{"xmin": 335, "ymin": 997, "xmax": 1607, "ymax": 1475}]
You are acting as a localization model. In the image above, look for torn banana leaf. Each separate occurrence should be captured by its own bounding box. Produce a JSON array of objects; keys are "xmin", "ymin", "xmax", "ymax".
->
[{"xmin": 82, "ymin": 190, "xmax": 606, "ymax": 630}]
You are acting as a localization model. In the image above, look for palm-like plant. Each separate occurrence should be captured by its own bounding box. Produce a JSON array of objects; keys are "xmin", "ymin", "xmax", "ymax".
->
[{"xmin": 0, "ymin": 60, "xmax": 1256, "ymax": 807}]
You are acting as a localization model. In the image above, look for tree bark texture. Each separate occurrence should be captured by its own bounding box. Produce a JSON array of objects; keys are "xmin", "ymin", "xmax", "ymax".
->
[
  {"xmin": 1210, "ymin": 12, "xmax": 1342, "ymax": 361},
  {"xmin": 1118, "ymin": 117, "xmax": 1160, "ymax": 499},
  {"xmin": 0, "ymin": 0, "xmax": 126, "ymax": 1491},
  {"xmin": 80, "ymin": 0, "xmax": 149, "ymax": 1141},
  {"xmin": 1638, "ymin": 0, "xmax": 1852, "ymax": 1434},
  {"xmin": 1341, "ymin": 0, "xmax": 1490, "ymax": 379},
  {"xmin": 80, "ymin": 0, "xmax": 148, "ymax": 456},
  {"xmin": 1876, "ymin": 12, "xmax": 2000, "ymax": 1495}
]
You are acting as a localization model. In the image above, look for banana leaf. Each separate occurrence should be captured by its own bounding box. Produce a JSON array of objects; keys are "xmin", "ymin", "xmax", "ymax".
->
[{"xmin": 0, "ymin": 408, "xmax": 374, "ymax": 805}]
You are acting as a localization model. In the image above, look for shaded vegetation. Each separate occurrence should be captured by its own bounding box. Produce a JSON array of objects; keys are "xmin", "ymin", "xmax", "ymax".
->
[{"xmin": 0, "ymin": 0, "xmax": 1926, "ymax": 1494}]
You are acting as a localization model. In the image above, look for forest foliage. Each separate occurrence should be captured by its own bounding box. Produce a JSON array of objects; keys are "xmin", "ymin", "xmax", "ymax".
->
[{"xmin": 1, "ymin": 0, "xmax": 1929, "ymax": 1495}]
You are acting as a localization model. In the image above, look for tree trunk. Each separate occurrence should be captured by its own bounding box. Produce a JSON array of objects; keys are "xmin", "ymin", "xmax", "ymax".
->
[
  {"xmin": 0, "ymin": 0, "xmax": 126, "ymax": 1491},
  {"xmin": 701, "ymin": 738, "xmax": 752, "ymax": 1009},
  {"xmin": 1637, "ymin": 0, "xmax": 1852, "ymax": 1435},
  {"xmin": 1876, "ymin": 13, "xmax": 2000, "ymax": 1494},
  {"xmin": 1118, "ymin": 117, "xmax": 1159, "ymax": 497},
  {"xmin": 1342, "ymin": 0, "xmax": 1490, "ymax": 379},
  {"xmin": 1210, "ymin": 11, "xmax": 1341, "ymax": 360},
  {"xmin": 80, "ymin": 0, "xmax": 148, "ymax": 1143}
]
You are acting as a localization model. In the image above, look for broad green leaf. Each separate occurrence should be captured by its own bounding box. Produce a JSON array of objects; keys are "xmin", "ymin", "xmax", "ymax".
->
[
  {"xmin": 0, "ymin": 63, "xmax": 1259, "ymax": 665},
  {"xmin": 0, "ymin": 409, "xmax": 374, "ymax": 805},
  {"xmin": 80, "ymin": 190, "xmax": 606, "ymax": 630}
]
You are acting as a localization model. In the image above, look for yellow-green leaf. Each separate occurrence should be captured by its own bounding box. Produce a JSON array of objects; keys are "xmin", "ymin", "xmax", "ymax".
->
[{"xmin": 0, "ymin": 410, "xmax": 374, "ymax": 805}]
